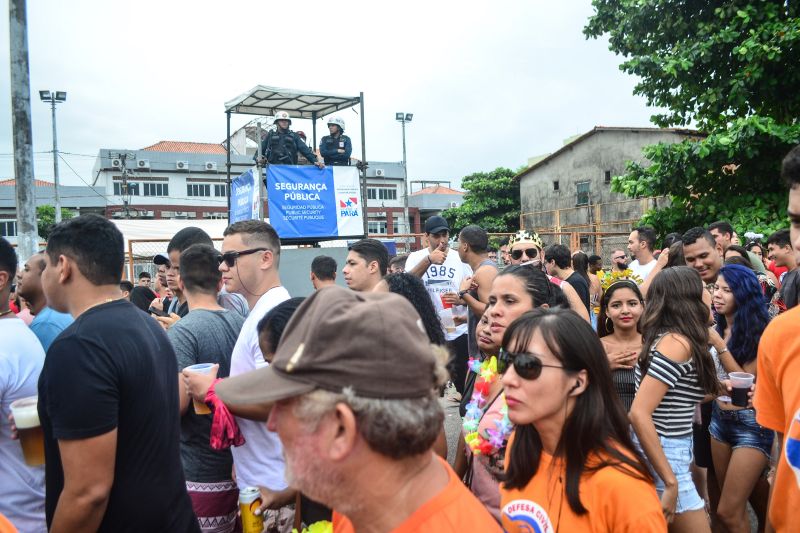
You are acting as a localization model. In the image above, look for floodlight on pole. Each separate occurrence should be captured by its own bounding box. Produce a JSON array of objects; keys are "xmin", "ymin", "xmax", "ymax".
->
[
  {"xmin": 39, "ymin": 89, "xmax": 67, "ymax": 223},
  {"xmin": 396, "ymin": 112, "xmax": 413, "ymax": 246}
]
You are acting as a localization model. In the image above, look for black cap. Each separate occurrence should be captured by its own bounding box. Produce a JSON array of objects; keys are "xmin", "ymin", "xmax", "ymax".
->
[{"xmin": 424, "ymin": 216, "xmax": 449, "ymax": 235}]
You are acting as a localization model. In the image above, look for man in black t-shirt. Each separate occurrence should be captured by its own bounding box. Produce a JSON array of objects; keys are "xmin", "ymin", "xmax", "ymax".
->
[
  {"xmin": 544, "ymin": 244, "xmax": 591, "ymax": 313},
  {"xmin": 38, "ymin": 214, "xmax": 198, "ymax": 532}
]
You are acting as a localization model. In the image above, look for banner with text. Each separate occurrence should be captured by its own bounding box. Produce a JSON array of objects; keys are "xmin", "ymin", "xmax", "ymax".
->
[
  {"xmin": 229, "ymin": 167, "xmax": 260, "ymax": 223},
  {"xmin": 267, "ymin": 165, "xmax": 364, "ymax": 240}
]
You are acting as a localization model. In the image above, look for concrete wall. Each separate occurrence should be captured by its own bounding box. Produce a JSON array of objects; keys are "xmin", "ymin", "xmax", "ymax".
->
[{"xmin": 519, "ymin": 129, "xmax": 690, "ymax": 229}]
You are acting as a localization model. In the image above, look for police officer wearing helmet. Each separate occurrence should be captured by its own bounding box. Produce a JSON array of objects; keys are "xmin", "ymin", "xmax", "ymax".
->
[
  {"xmin": 319, "ymin": 116, "xmax": 352, "ymax": 166},
  {"xmin": 258, "ymin": 111, "xmax": 324, "ymax": 168}
]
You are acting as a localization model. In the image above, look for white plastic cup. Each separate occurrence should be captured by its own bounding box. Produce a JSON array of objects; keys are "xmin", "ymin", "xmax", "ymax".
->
[
  {"xmin": 439, "ymin": 308, "xmax": 456, "ymax": 334},
  {"xmin": 184, "ymin": 363, "xmax": 217, "ymax": 415},
  {"xmin": 10, "ymin": 396, "xmax": 44, "ymax": 466},
  {"xmin": 729, "ymin": 372, "xmax": 754, "ymax": 407}
]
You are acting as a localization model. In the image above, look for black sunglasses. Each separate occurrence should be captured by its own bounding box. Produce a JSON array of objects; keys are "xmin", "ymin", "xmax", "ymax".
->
[
  {"xmin": 511, "ymin": 248, "xmax": 539, "ymax": 260},
  {"xmin": 218, "ymin": 247, "xmax": 268, "ymax": 268},
  {"xmin": 499, "ymin": 349, "xmax": 565, "ymax": 380}
]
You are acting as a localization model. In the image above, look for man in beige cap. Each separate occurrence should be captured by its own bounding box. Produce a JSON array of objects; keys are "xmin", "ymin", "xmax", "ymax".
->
[{"xmin": 216, "ymin": 287, "xmax": 501, "ymax": 532}]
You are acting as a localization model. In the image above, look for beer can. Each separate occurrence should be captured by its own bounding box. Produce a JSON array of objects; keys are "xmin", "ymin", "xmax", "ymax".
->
[{"xmin": 239, "ymin": 487, "xmax": 264, "ymax": 533}]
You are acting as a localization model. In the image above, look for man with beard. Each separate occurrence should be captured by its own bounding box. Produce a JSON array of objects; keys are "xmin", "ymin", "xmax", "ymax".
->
[
  {"xmin": 15, "ymin": 252, "xmax": 73, "ymax": 351},
  {"xmin": 609, "ymin": 249, "xmax": 629, "ymax": 273},
  {"xmin": 215, "ymin": 287, "xmax": 501, "ymax": 532}
]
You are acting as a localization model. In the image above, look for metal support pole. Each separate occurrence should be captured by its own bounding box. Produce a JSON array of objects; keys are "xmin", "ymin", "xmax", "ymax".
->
[
  {"xmin": 359, "ymin": 92, "xmax": 368, "ymax": 237},
  {"xmin": 226, "ymin": 111, "xmax": 231, "ymax": 221},
  {"xmin": 401, "ymin": 119, "xmax": 410, "ymax": 244},
  {"xmin": 256, "ymin": 122, "xmax": 265, "ymax": 221},
  {"xmin": 50, "ymin": 98, "xmax": 61, "ymax": 223},
  {"xmin": 9, "ymin": 0, "xmax": 39, "ymax": 259},
  {"xmin": 312, "ymin": 110, "xmax": 317, "ymax": 149}
]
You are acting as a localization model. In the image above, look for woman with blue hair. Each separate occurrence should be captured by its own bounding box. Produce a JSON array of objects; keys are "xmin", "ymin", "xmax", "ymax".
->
[{"xmin": 710, "ymin": 264, "xmax": 773, "ymax": 533}]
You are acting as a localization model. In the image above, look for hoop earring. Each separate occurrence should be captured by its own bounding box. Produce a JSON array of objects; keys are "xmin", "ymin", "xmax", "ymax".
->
[{"xmin": 605, "ymin": 317, "xmax": 613, "ymax": 332}]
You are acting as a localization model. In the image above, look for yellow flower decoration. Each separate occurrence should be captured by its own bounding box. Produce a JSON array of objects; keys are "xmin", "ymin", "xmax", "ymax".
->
[
  {"xmin": 293, "ymin": 521, "xmax": 332, "ymax": 533},
  {"xmin": 600, "ymin": 269, "xmax": 643, "ymax": 292}
]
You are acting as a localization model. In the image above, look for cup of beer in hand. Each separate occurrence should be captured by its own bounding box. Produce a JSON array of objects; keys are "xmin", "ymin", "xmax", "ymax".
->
[
  {"xmin": 184, "ymin": 363, "xmax": 217, "ymax": 415},
  {"xmin": 10, "ymin": 396, "xmax": 45, "ymax": 466}
]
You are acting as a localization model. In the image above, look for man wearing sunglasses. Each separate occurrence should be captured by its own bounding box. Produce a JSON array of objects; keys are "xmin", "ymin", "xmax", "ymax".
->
[
  {"xmin": 609, "ymin": 249, "xmax": 629, "ymax": 274},
  {"xmin": 508, "ymin": 231, "xmax": 544, "ymax": 267}
]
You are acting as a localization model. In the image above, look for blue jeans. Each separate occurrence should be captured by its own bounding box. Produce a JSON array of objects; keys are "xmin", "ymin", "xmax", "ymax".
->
[
  {"xmin": 633, "ymin": 433, "xmax": 706, "ymax": 514},
  {"xmin": 709, "ymin": 402, "xmax": 774, "ymax": 459}
]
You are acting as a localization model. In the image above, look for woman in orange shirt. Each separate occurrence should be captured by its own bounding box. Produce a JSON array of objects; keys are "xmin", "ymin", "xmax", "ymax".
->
[{"xmin": 499, "ymin": 307, "xmax": 666, "ymax": 532}]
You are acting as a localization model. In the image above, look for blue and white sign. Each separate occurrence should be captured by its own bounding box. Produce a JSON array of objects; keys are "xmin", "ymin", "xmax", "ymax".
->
[
  {"xmin": 229, "ymin": 167, "xmax": 260, "ymax": 223},
  {"xmin": 267, "ymin": 165, "xmax": 364, "ymax": 240}
]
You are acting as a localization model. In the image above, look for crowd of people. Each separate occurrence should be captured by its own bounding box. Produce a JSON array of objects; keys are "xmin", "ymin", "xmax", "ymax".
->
[{"xmin": 0, "ymin": 144, "xmax": 798, "ymax": 533}]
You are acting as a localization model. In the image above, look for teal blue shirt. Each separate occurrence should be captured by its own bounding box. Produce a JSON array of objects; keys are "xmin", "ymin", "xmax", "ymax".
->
[{"xmin": 30, "ymin": 307, "xmax": 73, "ymax": 352}]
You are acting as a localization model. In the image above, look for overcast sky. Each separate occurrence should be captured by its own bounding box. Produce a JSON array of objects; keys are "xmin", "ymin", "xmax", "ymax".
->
[{"xmin": 0, "ymin": 0, "xmax": 657, "ymax": 189}]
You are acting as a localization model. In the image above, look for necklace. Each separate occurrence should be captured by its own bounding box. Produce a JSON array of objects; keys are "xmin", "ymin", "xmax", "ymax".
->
[
  {"xmin": 463, "ymin": 356, "xmax": 514, "ymax": 457},
  {"xmin": 0, "ymin": 308, "xmax": 13, "ymax": 318}
]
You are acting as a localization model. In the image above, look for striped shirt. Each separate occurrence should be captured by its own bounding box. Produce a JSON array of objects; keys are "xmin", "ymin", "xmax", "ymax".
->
[{"xmin": 635, "ymin": 342, "xmax": 706, "ymax": 438}]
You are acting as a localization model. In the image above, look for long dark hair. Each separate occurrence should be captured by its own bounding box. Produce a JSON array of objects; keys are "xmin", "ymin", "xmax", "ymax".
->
[
  {"xmin": 383, "ymin": 273, "xmax": 446, "ymax": 345},
  {"xmin": 597, "ymin": 280, "xmax": 643, "ymax": 337},
  {"xmin": 571, "ymin": 251, "xmax": 591, "ymax": 285},
  {"xmin": 502, "ymin": 308, "xmax": 652, "ymax": 515},
  {"xmin": 715, "ymin": 265, "xmax": 769, "ymax": 366},
  {"xmin": 637, "ymin": 266, "xmax": 718, "ymax": 394},
  {"xmin": 497, "ymin": 265, "xmax": 569, "ymax": 309}
]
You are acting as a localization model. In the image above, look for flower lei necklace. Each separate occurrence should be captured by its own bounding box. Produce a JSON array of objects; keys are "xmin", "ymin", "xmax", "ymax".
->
[{"xmin": 463, "ymin": 356, "xmax": 514, "ymax": 457}]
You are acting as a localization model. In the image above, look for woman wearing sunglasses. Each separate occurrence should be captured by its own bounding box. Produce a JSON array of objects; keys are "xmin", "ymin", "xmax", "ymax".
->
[
  {"xmin": 597, "ymin": 279, "xmax": 645, "ymax": 412},
  {"xmin": 499, "ymin": 308, "xmax": 665, "ymax": 532},
  {"xmin": 630, "ymin": 267, "xmax": 719, "ymax": 532}
]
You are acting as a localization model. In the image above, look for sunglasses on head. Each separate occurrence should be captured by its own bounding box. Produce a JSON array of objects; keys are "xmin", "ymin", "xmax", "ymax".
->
[
  {"xmin": 511, "ymin": 248, "xmax": 539, "ymax": 261},
  {"xmin": 499, "ymin": 349, "xmax": 565, "ymax": 380},
  {"xmin": 218, "ymin": 247, "xmax": 268, "ymax": 268}
]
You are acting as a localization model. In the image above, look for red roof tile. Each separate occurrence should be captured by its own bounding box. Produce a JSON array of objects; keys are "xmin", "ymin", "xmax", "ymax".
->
[
  {"xmin": 142, "ymin": 141, "xmax": 227, "ymax": 154},
  {"xmin": 411, "ymin": 185, "xmax": 463, "ymax": 196},
  {"xmin": 0, "ymin": 178, "xmax": 54, "ymax": 187}
]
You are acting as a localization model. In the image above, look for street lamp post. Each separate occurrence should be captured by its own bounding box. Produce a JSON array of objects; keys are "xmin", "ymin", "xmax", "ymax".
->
[
  {"xmin": 395, "ymin": 112, "xmax": 413, "ymax": 245},
  {"xmin": 39, "ymin": 90, "xmax": 67, "ymax": 223}
]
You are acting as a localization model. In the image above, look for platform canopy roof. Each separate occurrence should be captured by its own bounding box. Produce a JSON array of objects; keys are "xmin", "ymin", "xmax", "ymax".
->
[{"xmin": 224, "ymin": 85, "xmax": 360, "ymax": 119}]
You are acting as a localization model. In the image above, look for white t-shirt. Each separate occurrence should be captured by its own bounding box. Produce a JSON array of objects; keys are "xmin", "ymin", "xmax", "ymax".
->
[
  {"xmin": 629, "ymin": 258, "xmax": 657, "ymax": 282},
  {"xmin": 229, "ymin": 286, "xmax": 291, "ymax": 490},
  {"xmin": 405, "ymin": 248, "xmax": 473, "ymax": 341},
  {"xmin": 0, "ymin": 317, "xmax": 46, "ymax": 533}
]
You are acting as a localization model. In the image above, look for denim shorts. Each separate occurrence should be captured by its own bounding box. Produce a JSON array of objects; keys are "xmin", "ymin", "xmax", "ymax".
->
[
  {"xmin": 709, "ymin": 402, "xmax": 774, "ymax": 459},
  {"xmin": 633, "ymin": 433, "xmax": 706, "ymax": 514}
]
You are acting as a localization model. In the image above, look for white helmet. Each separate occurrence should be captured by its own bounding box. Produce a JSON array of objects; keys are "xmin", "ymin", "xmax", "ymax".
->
[
  {"xmin": 273, "ymin": 111, "xmax": 292, "ymax": 125},
  {"xmin": 327, "ymin": 117, "xmax": 345, "ymax": 132}
]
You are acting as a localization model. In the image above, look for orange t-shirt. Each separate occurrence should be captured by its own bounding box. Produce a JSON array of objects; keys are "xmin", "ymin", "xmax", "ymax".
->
[
  {"xmin": 0, "ymin": 514, "xmax": 17, "ymax": 533},
  {"xmin": 500, "ymin": 435, "xmax": 666, "ymax": 533},
  {"xmin": 332, "ymin": 455, "xmax": 502, "ymax": 533},
  {"xmin": 755, "ymin": 306, "xmax": 800, "ymax": 533}
]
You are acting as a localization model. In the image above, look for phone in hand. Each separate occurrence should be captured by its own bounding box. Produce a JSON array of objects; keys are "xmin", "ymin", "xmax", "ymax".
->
[{"xmin": 149, "ymin": 306, "xmax": 168, "ymax": 317}]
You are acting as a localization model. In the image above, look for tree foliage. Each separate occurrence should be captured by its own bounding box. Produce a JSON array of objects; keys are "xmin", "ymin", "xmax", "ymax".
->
[
  {"xmin": 585, "ymin": 1, "xmax": 800, "ymax": 235},
  {"xmin": 37, "ymin": 205, "xmax": 75, "ymax": 240},
  {"xmin": 442, "ymin": 167, "xmax": 520, "ymax": 233}
]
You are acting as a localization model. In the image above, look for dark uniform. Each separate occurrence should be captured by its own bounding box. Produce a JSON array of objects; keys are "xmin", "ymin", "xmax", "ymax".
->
[
  {"xmin": 258, "ymin": 129, "xmax": 320, "ymax": 165},
  {"xmin": 319, "ymin": 134, "xmax": 352, "ymax": 166}
]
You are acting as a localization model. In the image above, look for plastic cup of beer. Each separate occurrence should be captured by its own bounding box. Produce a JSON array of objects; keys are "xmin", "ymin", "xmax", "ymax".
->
[
  {"xmin": 184, "ymin": 363, "xmax": 217, "ymax": 415},
  {"xmin": 729, "ymin": 372, "xmax": 755, "ymax": 408},
  {"xmin": 10, "ymin": 396, "xmax": 44, "ymax": 466},
  {"xmin": 439, "ymin": 308, "xmax": 456, "ymax": 334}
]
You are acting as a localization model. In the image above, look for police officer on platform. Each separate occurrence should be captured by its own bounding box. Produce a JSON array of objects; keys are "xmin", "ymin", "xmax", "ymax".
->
[
  {"xmin": 319, "ymin": 117, "xmax": 352, "ymax": 166},
  {"xmin": 258, "ymin": 110, "xmax": 324, "ymax": 168}
]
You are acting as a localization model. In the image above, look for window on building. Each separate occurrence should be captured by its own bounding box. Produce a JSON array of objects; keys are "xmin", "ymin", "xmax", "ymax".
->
[
  {"xmin": 576, "ymin": 181, "xmax": 590, "ymax": 206},
  {"xmin": 214, "ymin": 184, "xmax": 228, "ymax": 197},
  {"xmin": 378, "ymin": 188, "xmax": 397, "ymax": 200},
  {"xmin": 367, "ymin": 188, "xmax": 377, "ymax": 200},
  {"xmin": 187, "ymin": 184, "xmax": 211, "ymax": 197},
  {"xmin": 143, "ymin": 183, "xmax": 169, "ymax": 196},
  {"xmin": 604, "ymin": 170, "xmax": 612, "ymax": 184},
  {"xmin": 0, "ymin": 220, "xmax": 17, "ymax": 237},
  {"xmin": 553, "ymin": 181, "xmax": 559, "ymax": 191},
  {"xmin": 367, "ymin": 220, "xmax": 388, "ymax": 234},
  {"xmin": 114, "ymin": 182, "xmax": 140, "ymax": 196}
]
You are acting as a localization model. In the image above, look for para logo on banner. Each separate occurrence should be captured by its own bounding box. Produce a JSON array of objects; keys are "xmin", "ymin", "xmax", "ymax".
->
[{"xmin": 339, "ymin": 196, "xmax": 359, "ymax": 217}]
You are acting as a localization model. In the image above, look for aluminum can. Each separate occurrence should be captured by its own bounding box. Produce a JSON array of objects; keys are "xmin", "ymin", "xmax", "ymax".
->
[{"xmin": 239, "ymin": 487, "xmax": 263, "ymax": 533}]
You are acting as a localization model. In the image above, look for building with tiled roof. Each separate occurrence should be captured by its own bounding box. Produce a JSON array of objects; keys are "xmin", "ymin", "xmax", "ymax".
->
[
  {"xmin": 0, "ymin": 178, "xmax": 54, "ymax": 187},
  {"xmin": 142, "ymin": 141, "xmax": 227, "ymax": 155}
]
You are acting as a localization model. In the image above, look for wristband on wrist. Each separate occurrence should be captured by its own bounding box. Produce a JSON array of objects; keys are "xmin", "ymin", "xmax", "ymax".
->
[{"xmin": 458, "ymin": 289, "xmax": 469, "ymax": 299}]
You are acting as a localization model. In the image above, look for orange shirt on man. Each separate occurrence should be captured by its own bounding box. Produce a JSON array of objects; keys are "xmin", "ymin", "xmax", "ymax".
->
[
  {"xmin": 333, "ymin": 456, "xmax": 501, "ymax": 533},
  {"xmin": 755, "ymin": 306, "xmax": 800, "ymax": 533}
]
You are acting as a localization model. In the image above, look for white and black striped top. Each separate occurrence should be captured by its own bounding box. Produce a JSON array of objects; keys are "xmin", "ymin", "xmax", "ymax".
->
[{"xmin": 635, "ymin": 342, "xmax": 706, "ymax": 438}]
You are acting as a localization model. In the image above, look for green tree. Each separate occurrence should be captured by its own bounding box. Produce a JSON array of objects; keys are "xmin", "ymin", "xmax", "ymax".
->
[
  {"xmin": 585, "ymin": 1, "xmax": 800, "ymax": 235},
  {"xmin": 442, "ymin": 167, "xmax": 520, "ymax": 233},
  {"xmin": 37, "ymin": 205, "xmax": 75, "ymax": 240}
]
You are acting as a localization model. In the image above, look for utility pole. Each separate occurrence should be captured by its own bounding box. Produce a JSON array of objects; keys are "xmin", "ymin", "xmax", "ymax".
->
[
  {"xmin": 110, "ymin": 152, "xmax": 133, "ymax": 218},
  {"xmin": 395, "ymin": 112, "xmax": 413, "ymax": 247},
  {"xmin": 39, "ymin": 90, "xmax": 67, "ymax": 222},
  {"xmin": 9, "ymin": 0, "xmax": 39, "ymax": 259}
]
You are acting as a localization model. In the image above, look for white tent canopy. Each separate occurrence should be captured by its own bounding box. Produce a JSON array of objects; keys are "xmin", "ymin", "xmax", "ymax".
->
[{"xmin": 224, "ymin": 85, "xmax": 360, "ymax": 119}]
